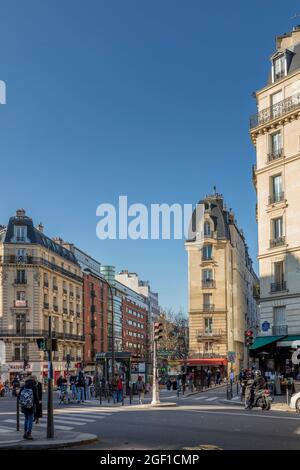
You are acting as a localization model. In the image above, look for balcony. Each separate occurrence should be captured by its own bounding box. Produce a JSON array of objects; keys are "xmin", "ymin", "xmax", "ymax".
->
[
  {"xmin": 272, "ymin": 325, "xmax": 288, "ymax": 335},
  {"xmin": 250, "ymin": 92, "xmax": 300, "ymax": 129},
  {"xmin": 0, "ymin": 257, "xmax": 82, "ymax": 283},
  {"xmin": 267, "ymin": 148, "xmax": 284, "ymax": 162},
  {"xmin": 202, "ymin": 256, "xmax": 213, "ymax": 262},
  {"xmin": 196, "ymin": 329, "xmax": 226, "ymax": 339},
  {"xmin": 0, "ymin": 329, "xmax": 85, "ymax": 342},
  {"xmin": 15, "ymin": 279, "xmax": 27, "ymax": 285},
  {"xmin": 202, "ymin": 304, "xmax": 215, "ymax": 312},
  {"xmin": 270, "ymin": 236, "xmax": 285, "ymax": 248},
  {"xmin": 13, "ymin": 300, "xmax": 28, "ymax": 308},
  {"xmin": 271, "ymin": 281, "xmax": 287, "ymax": 292},
  {"xmin": 43, "ymin": 302, "xmax": 49, "ymax": 310},
  {"xmin": 202, "ymin": 279, "xmax": 215, "ymax": 288},
  {"xmin": 268, "ymin": 192, "xmax": 285, "ymax": 205}
]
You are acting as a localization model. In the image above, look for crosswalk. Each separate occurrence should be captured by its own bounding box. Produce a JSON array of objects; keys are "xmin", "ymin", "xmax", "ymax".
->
[{"xmin": 0, "ymin": 406, "xmax": 123, "ymax": 433}]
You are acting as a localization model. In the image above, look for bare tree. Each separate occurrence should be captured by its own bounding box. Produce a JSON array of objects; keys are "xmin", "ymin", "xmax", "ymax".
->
[{"xmin": 157, "ymin": 308, "xmax": 189, "ymax": 360}]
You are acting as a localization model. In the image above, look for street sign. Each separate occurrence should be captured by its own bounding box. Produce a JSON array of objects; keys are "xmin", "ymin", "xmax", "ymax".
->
[
  {"xmin": 227, "ymin": 351, "xmax": 236, "ymax": 363},
  {"xmin": 262, "ymin": 321, "xmax": 270, "ymax": 332}
]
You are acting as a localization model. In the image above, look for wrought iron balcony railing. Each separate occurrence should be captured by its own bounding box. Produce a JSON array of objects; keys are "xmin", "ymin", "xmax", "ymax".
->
[
  {"xmin": 270, "ymin": 236, "xmax": 285, "ymax": 248},
  {"xmin": 270, "ymin": 281, "xmax": 287, "ymax": 292},
  {"xmin": 202, "ymin": 279, "xmax": 215, "ymax": 288},
  {"xmin": 196, "ymin": 329, "xmax": 226, "ymax": 338},
  {"xmin": 0, "ymin": 329, "xmax": 85, "ymax": 341},
  {"xmin": 267, "ymin": 148, "xmax": 284, "ymax": 162},
  {"xmin": 269, "ymin": 192, "xmax": 285, "ymax": 204},
  {"xmin": 250, "ymin": 92, "xmax": 300, "ymax": 129}
]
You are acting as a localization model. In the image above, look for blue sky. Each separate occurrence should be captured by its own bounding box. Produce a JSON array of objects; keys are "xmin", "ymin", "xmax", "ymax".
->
[{"xmin": 0, "ymin": 0, "xmax": 298, "ymax": 311}]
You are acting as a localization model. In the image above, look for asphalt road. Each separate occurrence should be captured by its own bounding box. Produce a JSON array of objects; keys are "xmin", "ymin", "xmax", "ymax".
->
[{"xmin": 1, "ymin": 387, "xmax": 300, "ymax": 450}]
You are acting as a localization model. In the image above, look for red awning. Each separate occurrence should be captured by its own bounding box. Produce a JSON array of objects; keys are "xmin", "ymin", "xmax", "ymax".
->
[{"xmin": 186, "ymin": 358, "xmax": 228, "ymax": 366}]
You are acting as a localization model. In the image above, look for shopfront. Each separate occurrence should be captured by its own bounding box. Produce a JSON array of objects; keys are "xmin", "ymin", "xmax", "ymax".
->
[{"xmin": 185, "ymin": 358, "xmax": 228, "ymax": 388}]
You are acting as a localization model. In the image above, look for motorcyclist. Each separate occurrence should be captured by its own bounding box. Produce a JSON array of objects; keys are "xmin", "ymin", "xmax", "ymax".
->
[{"xmin": 245, "ymin": 370, "xmax": 265, "ymax": 409}]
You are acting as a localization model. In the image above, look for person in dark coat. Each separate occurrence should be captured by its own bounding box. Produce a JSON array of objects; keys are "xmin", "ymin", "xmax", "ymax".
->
[
  {"xmin": 19, "ymin": 375, "xmax": 39, "ymax": 440},
  {"xmin": 33, "ymin": 376, "xmax": 43, "ymax": 424}
]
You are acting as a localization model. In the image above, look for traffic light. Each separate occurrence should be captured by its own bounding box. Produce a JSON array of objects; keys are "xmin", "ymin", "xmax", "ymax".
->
[
  {"xmin": 36, "ymin": 338, "xmax": 46, "ymax": 350},
  {"xmin": 245, "ymin": 330, "xmax": 254, "ymax": 347},
  {"xmin": 154, "ymin": 322, "xmax": 163, "ymax": 342}
]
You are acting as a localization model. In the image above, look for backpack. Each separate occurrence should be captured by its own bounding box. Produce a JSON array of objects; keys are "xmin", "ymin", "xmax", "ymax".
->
[
  {"xmin": 136, "ymin": 381, "xmax": 144, "ymax": 391},
  {"xmin": 19, "ymin": 388, "xmax": 34, "ymax": 409}
]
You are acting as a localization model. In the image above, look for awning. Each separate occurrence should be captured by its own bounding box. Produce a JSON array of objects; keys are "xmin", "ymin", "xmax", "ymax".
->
[
  {"xmin": 186, "ymin": 358, "xmax": 228, "ymax": 366},
  {"xmin": 277, "ymin": 335, "xmax": 300, "ymax": 347},
  {"xmin": 250, "ymin": 335, "xmax": 286, "ymax": 351}
]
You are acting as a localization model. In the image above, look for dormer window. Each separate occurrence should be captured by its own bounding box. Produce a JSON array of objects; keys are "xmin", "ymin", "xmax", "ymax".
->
[
  {"xmin": 14, "ymin": 225, "xmax": 27, "ymax": 242},
  {"xmin": 273, "ymin": 55, "xmax": 286, "ymax": 82}
]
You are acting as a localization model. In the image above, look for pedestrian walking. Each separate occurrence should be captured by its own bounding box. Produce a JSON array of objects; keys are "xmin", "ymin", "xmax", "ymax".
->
[
  {"xmin": 85, "ymin": 375, "xmax": 92, "ymax": 400},
  {"xmin": 136, "ymin": 376, "xmax": 145, "ymax": 404},
  {"xmin": 216, "ymin": 368, "xmax": 221, "ymax": 385},
  {"xmin": 117, "ymin": 376, "xmax": 123, "ymax": 403},
  {"xmin": 19, "ymin": 375, "xmax": 39, "ymax": 440},
  {"xmin": 33, "ymin": 376, "xmax": 43, "ymax": 424},
  {"xmin": 111, "ymin": 376, "xmax": 118, "ymax": 403},
  {"xmin": 76, "ymin": 370, "xmax": 85, "ymax": 403},
  {"xmin": 207, "ymin": 369, "xmax": 212, "ymax": 388}
]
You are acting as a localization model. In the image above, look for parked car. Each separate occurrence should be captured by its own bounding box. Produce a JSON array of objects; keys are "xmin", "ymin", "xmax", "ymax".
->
[{"xmin": 290, "ymin": 391, "xmax": 300, "ymax": 411}]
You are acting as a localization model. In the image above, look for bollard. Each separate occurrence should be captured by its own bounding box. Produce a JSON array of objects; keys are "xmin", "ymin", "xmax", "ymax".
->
[
  {"xmin": 16, "ymin": 395, "xmax": 20, "ymax": 432},
  {"xmin": 99, "ymin": 386, "xmax": 102, "ymax": 406},
  {"xmin": 286, "ymin": 387, "xmax": 289, "ymax": 406}
]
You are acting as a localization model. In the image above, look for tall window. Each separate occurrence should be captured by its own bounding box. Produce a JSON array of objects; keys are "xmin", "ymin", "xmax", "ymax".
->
[
  {"xmin": 203, "ymin": 293, "xmax": 212, "ymax": 308},
  {"xmin": 14, "ymin": 226, "xmax": 27, "ymax": 242},
  {"xmin": 17, "ymin": 291, "xmax": 25, "ymax": 301},
  {"xmin": 204, "ymin": 221, "xmax": 211, "ymax": 237},
  {"xmin": 14, "ymin": 343, "xmax": 27, "ymax": 361},
  {"xmin": 16, "ymin": 314, "xmax": 26, "ymax": 335},
  {"xmin": 270, "ymin": 132, "xmax": 282, "ymax": 159},
  {"xmin": 16, "ymin": 248, "xmax": 27, "ymax": 262},
  {"xmin": 271, "ymin": 91, "xmax": 283, "ymax": 119},
  {"xmin": 203, "ymin": 269, "xmax": 213, "ymax": 281},
  {"xmin": 204, "ymin": 318, "xmax": 213, "ymax": 334},
  {"xmin": 16, "ymin": 270, "xmax": 26, "ymax": 284},
  {"xmin": 273, "ymin": 217, "xmax": 283, "ymax": 239},
  {"xmin": 273, "ymin": 56, "xmax": 285, "ymax": 82},
  {"xmin": 271, "ymin": 175, "xmax": 282, "ymax": 202},
  {"xmin": 274, "ymin": 261, "xmax": 284, "ymax": 284},
  {"xmin": 274, "ymin": 306, "xmax": 286, "ymax": 326},
  {"xmin": 202, "ymin": 245, "xmax": 212, "ymax": 260},
  {"xmin": 204, "ymin": 341, "xmax": 213, "ymax": 352}
]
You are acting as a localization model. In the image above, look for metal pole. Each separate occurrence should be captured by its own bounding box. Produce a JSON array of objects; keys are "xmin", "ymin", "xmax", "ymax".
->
[
  {"xmin": 151, "ymin": 326, "xmax": 160, "ymax": 405},
  {"xmin": 47, "ymin": 315, "xmax": 54, "ymax": 438},
  {"xmin": 16, "ymin": 395, "xmax": 20, "ymax": 431}
]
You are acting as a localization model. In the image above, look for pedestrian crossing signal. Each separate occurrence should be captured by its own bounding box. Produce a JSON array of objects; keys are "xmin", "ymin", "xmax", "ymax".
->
[
  {"xmin": 245, "ymin": 330, "xmax": 254, "ymax": 347},
  {"xmin": 154, "ymin": 322, "xmax": 163, "ymax": 342}
]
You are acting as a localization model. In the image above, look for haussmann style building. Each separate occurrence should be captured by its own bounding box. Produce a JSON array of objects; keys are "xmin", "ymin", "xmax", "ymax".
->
[
  {"xmin": 250, "ymin": 26, "xmax": 300, "ymax": 374},
  {"xmin": 185, "ymin": 194, "xmax": 259, "ymax": 384}
]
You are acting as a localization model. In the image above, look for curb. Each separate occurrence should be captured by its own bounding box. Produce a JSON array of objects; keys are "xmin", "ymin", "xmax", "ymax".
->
[
  {"xmin": 0, "ymin": 433, "xmax": 98, "ymax": 450},
  {"xmin": 184, "ymin": 383, "xmax": 228, "ymax": 398}
]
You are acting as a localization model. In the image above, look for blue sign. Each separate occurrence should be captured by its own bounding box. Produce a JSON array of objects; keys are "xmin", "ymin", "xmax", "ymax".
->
[{"xmin": 262, "ymin": 321, "xmax": 270, "ymax": 332}]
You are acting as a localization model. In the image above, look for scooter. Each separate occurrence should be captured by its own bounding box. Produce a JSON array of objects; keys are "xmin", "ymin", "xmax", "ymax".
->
[{"xmin": 245, "ymin": 386, "xmax": 272, "ymax": 410}]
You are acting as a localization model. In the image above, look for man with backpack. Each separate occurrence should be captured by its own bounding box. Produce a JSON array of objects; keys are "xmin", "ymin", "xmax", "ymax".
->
[{"xmin": 19, "ymin": 375, "xmax": 39, "ymax": 440}]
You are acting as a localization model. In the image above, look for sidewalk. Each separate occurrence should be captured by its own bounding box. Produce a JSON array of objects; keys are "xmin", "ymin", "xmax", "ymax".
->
[{"xmin": 0, "ymin": 429, "xmax": 97, "ymax": 449}]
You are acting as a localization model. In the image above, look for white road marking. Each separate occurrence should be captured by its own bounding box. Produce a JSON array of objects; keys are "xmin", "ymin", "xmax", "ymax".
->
[
  {"xmin": 194, "ymin": 396, "xmax": 208, "ymax": 401},
  {"xmin": 4, "ymin": 419, "xmax": 73, "ymax": 431},
  {"xmin": 205, "ymin": 397, "xmax": 219, "ymax": 402},
  {"xmin": 192, "ymin": 410, "xmax": 300, "ymax": 421}
]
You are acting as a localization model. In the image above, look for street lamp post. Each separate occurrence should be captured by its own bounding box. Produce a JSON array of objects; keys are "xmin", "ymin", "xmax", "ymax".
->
[{"xmin": 47, "ymin": 315, "xmax": 54, "ymax": 438}]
